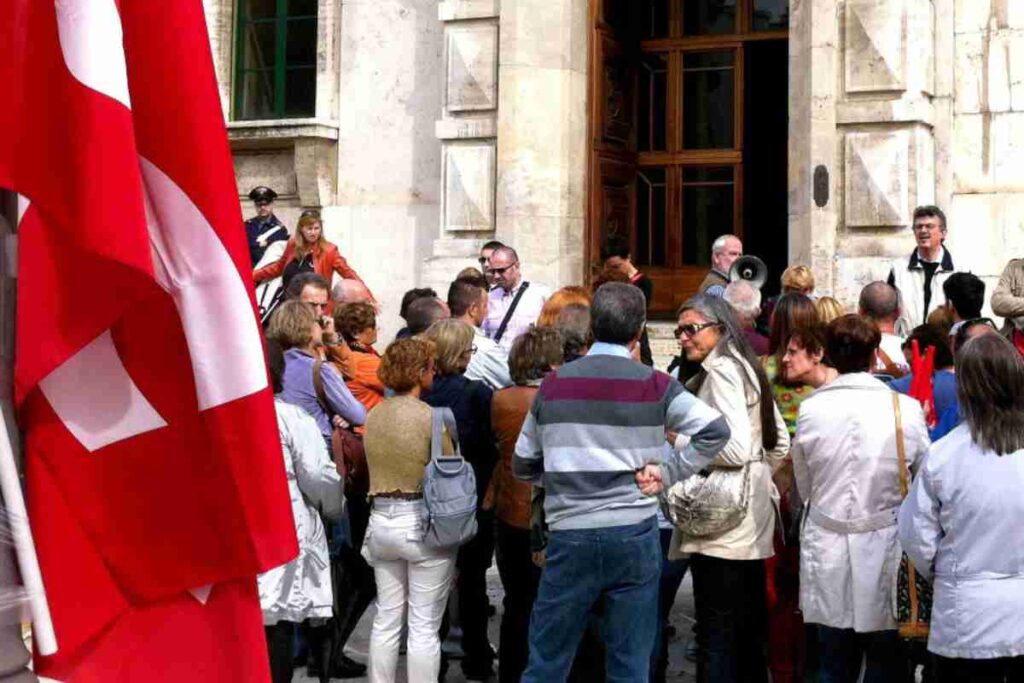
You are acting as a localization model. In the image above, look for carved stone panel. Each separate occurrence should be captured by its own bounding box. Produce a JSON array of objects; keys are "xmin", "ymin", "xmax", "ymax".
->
[
  {"xmin": 845, "ymin": 0, "xmax": 906, "ymax": 93},
  {"xmin": 445, "ymin": 23, "xmax": 499, "ymax": 113},
  {"xmin": 442, "ymin": 142, "xmax": 496, "ymax": 231},
  {"xmin": 844, "ymin": 131, "xmax": 910, "ymax": 227}
]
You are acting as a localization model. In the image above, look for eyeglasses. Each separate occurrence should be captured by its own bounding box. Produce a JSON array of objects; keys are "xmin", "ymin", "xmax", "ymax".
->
[
  {"xmin": 962, "ymin": 317, "xmax": 996, "ymax": 329},
  {"xmin": 462, "ymin": 345, "xmax": 478, "ymax": 356},
  {"xmin": 675, "ymin": 322, "xmax": 720, "ymax": 339},
  {"xmin": 912, "ymin": 223, "xmax": 942, "ymax": 233},
  {"xmin": 488, "ymin": 262, "xmax": 518, "ymax": 277}
]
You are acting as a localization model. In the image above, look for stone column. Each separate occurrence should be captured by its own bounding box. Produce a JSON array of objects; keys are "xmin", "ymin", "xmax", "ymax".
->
[
  {"xmin": 421, "ymin": 0, "xmax": 502, "ymax": 292},
  {"xmin": 494, "ymin": 0, "xmax": 588, "ymax": 289},
  {"xmin": 789, "ymin": 0, "xmax": 939, "ymax": 304}
]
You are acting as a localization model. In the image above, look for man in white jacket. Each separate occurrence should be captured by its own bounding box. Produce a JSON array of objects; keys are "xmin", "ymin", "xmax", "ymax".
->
[{"xmin": 887, "ymin": 205, "xmax": 957, "ymax": 335}]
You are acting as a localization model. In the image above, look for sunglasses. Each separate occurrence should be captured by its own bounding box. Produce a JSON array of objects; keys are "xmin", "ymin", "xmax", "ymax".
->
[
  {"xmin": 675, "ymin": 321, "xmax": 720, "ymax": 339},
  {"xmin": 488, "ymin": 262, "xmax": 518, "ymax": 277},
  {"xmin": 300, "ymin": 209, "xmax": 321, "ymax": 219}
]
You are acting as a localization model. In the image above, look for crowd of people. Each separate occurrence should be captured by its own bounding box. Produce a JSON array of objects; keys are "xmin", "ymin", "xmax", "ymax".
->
[{"xmin": 246, "ymin": 189, "xmax": 1024, "ymax": 683}]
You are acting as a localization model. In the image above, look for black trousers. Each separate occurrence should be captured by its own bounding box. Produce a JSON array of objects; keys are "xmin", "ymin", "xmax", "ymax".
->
[
  {"xmin": 265, "ymin": 622, "xmax": 296, "ymax": 683},
  {"xmin": 327, "ymin": 493, "xmax": 376, "ymax": 670},
  {"xmin": 935, "ymin": 655, "xmax": 1024, "ymax": 683},
  {"xmin": 691, "ymin": 553, "xmax": 769, "ymax": 683},
  {"xmin": 457, "ymin": 508, "xmax": 497, "ymax": 667},
  {"xmin": 494, "ymin": 519, "xmax": 541, "ymax": 682}
]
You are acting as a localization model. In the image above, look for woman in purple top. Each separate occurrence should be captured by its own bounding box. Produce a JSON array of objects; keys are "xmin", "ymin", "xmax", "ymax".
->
[{"xmin": 267, "ymin": 300, "xmax": 366, "ymax": 448}]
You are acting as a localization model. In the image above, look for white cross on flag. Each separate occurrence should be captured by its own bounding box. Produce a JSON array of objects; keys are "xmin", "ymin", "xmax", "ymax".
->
[{"xmin": 0, "ymin": 1, "xmax": 298, "ymax": 679}]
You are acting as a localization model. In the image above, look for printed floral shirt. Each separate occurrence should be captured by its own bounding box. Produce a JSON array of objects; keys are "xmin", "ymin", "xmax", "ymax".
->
[{"xmin": 762, "ymin": 355, "xmax": 814, "ymax": 437}]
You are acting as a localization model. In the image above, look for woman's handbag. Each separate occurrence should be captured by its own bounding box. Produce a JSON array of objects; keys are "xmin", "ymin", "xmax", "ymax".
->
[
  {"xmin": 892, "ymin": 392, "xmax": 932, "ymax": 640},
  {"xmin": 312, "ymin": 359, "xmax": 369, "ymax": 495},
  {"xmin": 664, "ymin": 463, "xmax": 751, "ymax": 538}
]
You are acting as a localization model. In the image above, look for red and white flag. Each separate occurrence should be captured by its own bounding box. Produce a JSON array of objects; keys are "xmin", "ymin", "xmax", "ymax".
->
[{"xmin": 0, "ymin": 1, "xmax": 298, "ymax": 679}]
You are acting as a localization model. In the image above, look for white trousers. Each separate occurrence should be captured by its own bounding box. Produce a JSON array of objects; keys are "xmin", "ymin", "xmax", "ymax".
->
[{"xmin": 362, "ymin": 500, "xmax": 456, "ymax": 683}]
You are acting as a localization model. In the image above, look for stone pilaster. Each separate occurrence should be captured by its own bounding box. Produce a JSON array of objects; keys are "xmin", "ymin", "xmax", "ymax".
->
[
  {"xmin": 493, "ymin": 0, "xmax": 589, "ymax": 289},
  {"xmin": 422, "ymin": 0, "xmax": 502, "ymax": 293}
]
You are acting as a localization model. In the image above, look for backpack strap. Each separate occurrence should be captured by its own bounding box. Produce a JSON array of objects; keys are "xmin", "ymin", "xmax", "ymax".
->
[
  {"xmin": 312, "ymin": 358, "xmax": 331, "ymax": 416},
  {"xmin": 430, "ymin": 407, "xmax": 463, "ymax": 469}
]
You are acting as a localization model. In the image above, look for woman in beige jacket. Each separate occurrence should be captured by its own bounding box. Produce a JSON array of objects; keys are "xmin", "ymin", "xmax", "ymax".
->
[{"xmin": 669, "ymin": 294, "xmax": 789, "ymax": 682}]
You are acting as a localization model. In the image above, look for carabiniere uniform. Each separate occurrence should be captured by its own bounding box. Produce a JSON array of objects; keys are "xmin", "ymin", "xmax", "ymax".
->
[{"xmin": 245, "ymin": 186, "xmax": 289, "ymax": 266}]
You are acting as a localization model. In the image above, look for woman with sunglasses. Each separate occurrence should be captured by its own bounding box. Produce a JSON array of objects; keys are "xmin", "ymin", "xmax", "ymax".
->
[
  {"xmin": 419, "ymin": 320, "xmax": 499, "ymax": 679},
  {"xmin": 254, "ymin": 211, "xmax": 374, "ymax": 310},
  {"xmin": 669, "ymin": 294, "xmax": 789, "ymax": 682}
]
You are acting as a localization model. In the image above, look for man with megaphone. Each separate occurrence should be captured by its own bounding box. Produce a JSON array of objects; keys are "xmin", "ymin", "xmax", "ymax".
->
[{"xmin": 699, "ymin": 234, "xmax": 743, "ymax": 296}]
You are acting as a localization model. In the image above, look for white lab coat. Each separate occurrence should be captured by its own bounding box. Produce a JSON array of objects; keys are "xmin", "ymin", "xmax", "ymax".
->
[
  {"xmin": 791, "ymin": 373, "xmax": 929, "ymax": 632},
  {"xmin": 258, "ymin": 400, "xmax": 345, "ymax": 625},
  {"xmin": 899, "ymin": 424, "xmax": 1024, "ymax": 659}
]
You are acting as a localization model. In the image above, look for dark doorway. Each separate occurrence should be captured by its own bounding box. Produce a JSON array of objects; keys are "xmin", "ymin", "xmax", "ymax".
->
[{"xmin": 587, "ymin": 0, "xmax": 790, "ymax": 315}]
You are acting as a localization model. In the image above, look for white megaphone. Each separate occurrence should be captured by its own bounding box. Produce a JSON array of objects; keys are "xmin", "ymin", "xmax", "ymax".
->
[{"xmin": 729, "ymin": 255, "xmax": 768, "ymax": 290}]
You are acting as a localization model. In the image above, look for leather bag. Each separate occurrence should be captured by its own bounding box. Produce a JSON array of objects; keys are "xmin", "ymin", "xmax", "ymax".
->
[
  {"xmin": 312, "ymin": 358, "xmax": 369, "ymax": 496},
  {"xmin": 892, "ymin": 392, "xmax": 932, "ymax": 640},
  {"xmin": 664, "ymin": 463, "xmax": 752, "ymax": 538}
]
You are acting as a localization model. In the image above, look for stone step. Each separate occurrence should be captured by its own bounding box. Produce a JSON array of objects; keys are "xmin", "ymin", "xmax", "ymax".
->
[{"xmin": 647, "ymin": 321, "xmax": 678, "ymax": 372}]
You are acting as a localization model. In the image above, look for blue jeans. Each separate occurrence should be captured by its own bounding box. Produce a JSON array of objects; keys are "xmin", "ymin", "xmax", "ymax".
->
[{"xmin": 522, "ymin": 516, "xmax": 661, "ymax": 683}]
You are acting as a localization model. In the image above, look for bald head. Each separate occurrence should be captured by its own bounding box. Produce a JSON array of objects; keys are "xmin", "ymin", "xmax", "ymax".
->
[
  {"xmin": 859, "ymin": 281, "xmax": 900, "ymax": 323},
  {"xmin": 333, "ymin": 278, "xmax": 372, "ymax": 305}
]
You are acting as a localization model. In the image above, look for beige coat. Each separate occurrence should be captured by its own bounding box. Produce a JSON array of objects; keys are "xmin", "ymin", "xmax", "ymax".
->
[
  {"xmin": 991, "ymin": 258, "xmax": 1024, "ymax": 336},
  {"xmin": 670, "ymin": 342, "xmax": 789, "ymax": 561}
]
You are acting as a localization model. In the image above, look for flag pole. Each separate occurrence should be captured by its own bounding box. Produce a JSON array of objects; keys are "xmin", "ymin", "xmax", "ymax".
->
[
  {"xmin": 0, "ymin": 410, "xmax": 56, "ymax": 655},
  {"xmin": 0, "ymin": 200, "xmax": 56, "ymax": 656}
]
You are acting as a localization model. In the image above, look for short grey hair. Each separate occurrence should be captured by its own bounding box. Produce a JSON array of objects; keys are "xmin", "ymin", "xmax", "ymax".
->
[
  {"xmin": 592, "ymin": 283, "xmax": 646, "ymax": 344},
  {"xmin": 723, "ymin": 281, "xmax": 762, "ymax": 320},
  {"xmin": 711, "ymin": 234, "xmax": 740, "ymax": 255}
]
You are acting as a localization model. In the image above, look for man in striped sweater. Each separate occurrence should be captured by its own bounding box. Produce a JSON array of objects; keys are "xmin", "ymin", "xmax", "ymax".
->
[{"xmin": 513, "ymin": 282, "xmax": 730, "ymax": 681}]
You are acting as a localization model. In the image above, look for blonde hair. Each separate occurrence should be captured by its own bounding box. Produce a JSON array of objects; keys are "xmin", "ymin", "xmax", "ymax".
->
[
  {"xmin": 781, "ymin": 265, "xmax": 815, "ymax": 294},
  {"xmin": 422, "ymin": 319, "xmax": 475, "ymax": 375},
  {"xmin": 268, "ymin": 299, "xmax": 317, "ymax": 349},
  {"xmin": 293, "ymin": 214, "xmax": 328, "ymax": 260},
  {"xmin": 815, "ymin": 296, "xmax": 845, "ymax": 325},
  {"xmin": 537, "ymin": 286, "xmax": 593, "ymax": 328}
]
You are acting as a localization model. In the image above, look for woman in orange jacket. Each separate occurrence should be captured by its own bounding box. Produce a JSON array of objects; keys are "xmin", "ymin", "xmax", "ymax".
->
[{"xmin": 253, "ymin": 212, "xmax": 373, "ymax": 305}]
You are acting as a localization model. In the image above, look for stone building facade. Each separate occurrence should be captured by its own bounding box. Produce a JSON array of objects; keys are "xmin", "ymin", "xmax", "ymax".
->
[{"xmin": 204, "ymin": 0, "xmax": 1024, "ymax": 341}]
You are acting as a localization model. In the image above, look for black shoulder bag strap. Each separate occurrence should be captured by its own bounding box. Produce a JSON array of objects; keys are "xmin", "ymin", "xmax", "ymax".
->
[{"xmin": 493, "ymin": 281, "xmax": 530, "ymax": 343}]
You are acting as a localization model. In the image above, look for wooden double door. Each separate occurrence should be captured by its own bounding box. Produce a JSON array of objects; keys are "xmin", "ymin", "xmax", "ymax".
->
[{"xmin": 588, "ymin": 0, "xmax": 789, "ymax": 316}]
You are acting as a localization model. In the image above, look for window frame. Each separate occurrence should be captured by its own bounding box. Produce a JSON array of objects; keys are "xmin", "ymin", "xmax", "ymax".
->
[{"xmin": 233, "ymin": 0, "xmax": 319, "ymax": 121}]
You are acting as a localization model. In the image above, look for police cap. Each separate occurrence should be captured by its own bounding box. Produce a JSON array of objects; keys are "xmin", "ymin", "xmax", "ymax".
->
[{"xmin": 248, "ymin": 186, "xmax": 278, "ymax": 203}]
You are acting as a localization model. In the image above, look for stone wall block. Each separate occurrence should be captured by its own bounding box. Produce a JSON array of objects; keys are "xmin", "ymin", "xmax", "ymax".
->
[
  {"xmin": 844, "ymin": 131, "xmax": 911, "ymax": 227},
  {"xmin": 845, "ymin": 0, "xmax": 907, "ymax": 93},
  {"xmin": 445, "ymin": 22, "xmax": 499, "ymax": 113},
  {"xmin": 441, "ymin": 142, "xmax": 496, "ymax": 231}
]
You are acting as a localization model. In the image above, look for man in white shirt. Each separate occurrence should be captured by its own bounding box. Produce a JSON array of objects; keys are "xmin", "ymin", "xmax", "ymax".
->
[
  {"xmin": 859, "ymin": 281, "xmax": 909, "ymax": 376},
  {"xmin": 448, "ymin": 275, "xmax": 512, "ymax": 390},
  {"xmin": 887, "ymin": 205, "xmax": 957, "ymax": 334},
  {"xmin": 481, "ymin": 246, "xmax": 551, "ymax": 351}
]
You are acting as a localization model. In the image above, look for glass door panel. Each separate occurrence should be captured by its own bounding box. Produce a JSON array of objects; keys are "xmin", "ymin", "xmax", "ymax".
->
[
  {"xmin": 681, "ymin": 166, "xmax": 736, "ymax": 266},
  {"xmin": 683, "ymin": 51, "xmax": 736, "ymax": 150},
  {"xmin": 635, "ymin": 167, "xmax": 669, "ymax": 267},
  {"xmin": 638, "ymin": 53, "xmax": 669, "ymax": 152},
  {"xmin": 683, "ymin": 0, "xmax": 737, "ymax": 36}
]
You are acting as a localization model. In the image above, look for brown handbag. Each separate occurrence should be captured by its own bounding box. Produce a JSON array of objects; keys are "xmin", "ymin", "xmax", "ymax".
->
[
  {"xmin": 312, "ymin": 358, "xmax": 369, "ymax": 496},
  {"xmin": 893, "ymin": 392, "xmax": 931, "ymax": 640}
]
